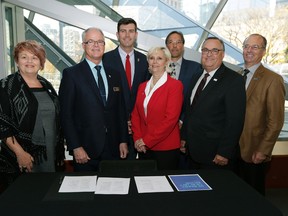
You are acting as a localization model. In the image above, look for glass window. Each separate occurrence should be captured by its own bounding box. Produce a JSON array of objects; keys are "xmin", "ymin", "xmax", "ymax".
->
[
  {"xmin": 212, "ymin": 0, "xmax": 288, "ymax": 139},
  {"xmin": 5, "ymin": 6, "xmax": 15, "ymax": 74}
]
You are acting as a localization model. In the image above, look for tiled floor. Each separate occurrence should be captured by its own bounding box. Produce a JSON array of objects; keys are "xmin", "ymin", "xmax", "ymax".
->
[{"xmin": 266, "ymin": 188, "xmax": 288, "ymax": 216}]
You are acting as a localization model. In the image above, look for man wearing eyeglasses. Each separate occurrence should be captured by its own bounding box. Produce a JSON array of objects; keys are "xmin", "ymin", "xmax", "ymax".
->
[
  {"xmin": 237, "ymin": 34, "xmax": 285, "ymax": 195},
  {"xmin": 59, "ymin": 27, "xmax": 128, "ymax": 171},
  {"xmin": 181, "ymin": 37, "xmax": 246, "ymax": 171},
  {"xmin": 165, "ymin": 31, "xmax": 202, "ymax": 169}
]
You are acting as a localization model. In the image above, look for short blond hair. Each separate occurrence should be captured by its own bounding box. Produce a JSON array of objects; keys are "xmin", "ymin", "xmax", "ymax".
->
[{"xmin": 147, "ymin": 47, "xmax": 171, "ymax": 61}]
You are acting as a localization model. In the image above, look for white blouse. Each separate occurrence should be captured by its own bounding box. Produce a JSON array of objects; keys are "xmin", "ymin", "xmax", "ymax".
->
[{"xmin": 143, "ymin": 72, "xmax": 168, "ymax": 117}]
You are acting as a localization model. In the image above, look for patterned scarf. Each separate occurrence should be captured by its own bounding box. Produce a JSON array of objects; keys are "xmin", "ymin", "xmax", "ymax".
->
[{"xmin": 0, "ymin": 72, "xmax": 65, "ymax": 173}]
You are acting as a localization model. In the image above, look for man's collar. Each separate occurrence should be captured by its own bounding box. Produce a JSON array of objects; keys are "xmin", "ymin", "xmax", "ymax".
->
[
  {"xmin": 171, "ymin": 57, "xmax": 183, "ymax": 66},
  {"xmin": 118, "ymin": 46, "xmax": 134, "ymax": 56}
]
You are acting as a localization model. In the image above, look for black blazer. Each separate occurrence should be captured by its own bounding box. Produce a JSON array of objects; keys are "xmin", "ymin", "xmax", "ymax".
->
[
  {"xmin": 181, "ymin": 63, "xmax": 246, "ymax": 165},
  {"xmin": 178, "ymin": 58, "xmax": 202, "ymax": 121},
  {"xmin": 178, "ymin": 58, "xmax": 202, "ymax": 98},
  {"xmin": 103, "ymin": 47, "xmax": 149, "ymax": 118},
  {"xmin": 59, "ymin": 59, "xmax": 128, "ymax": 159}
]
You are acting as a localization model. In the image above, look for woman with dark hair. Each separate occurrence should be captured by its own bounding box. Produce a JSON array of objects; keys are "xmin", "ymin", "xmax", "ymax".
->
[{"xmin": 0, "ymin": 40, "xmax": 65, "ymax": 185}]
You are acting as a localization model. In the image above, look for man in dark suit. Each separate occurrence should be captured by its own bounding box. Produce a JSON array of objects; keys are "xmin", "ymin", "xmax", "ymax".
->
[
  {"xmin": 103, "ymin": 18, "xmax": 149, "ymax": 159},
  {"xmin": 165, "ymin": 31, "xmax": 202, "ymax": 169},
  {"xmin": 237, "ymin": 34, "xmax": 285, "ymax": 195},
  {"xmin": 181, "ymin": 37, "xmax": 246, "ymax": 170},
  {"xmin": 59, "ymin": 27, "xmax": 128, "ymax": 171},
  {"xmin": 165, "ymin": 31, "xmax": 202, "ymax": 98}
]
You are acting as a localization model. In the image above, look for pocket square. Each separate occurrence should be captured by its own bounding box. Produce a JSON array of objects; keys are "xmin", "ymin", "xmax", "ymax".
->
[{"xmin": 113, "ymin": 87, "xmax": 120, "ymax": 92}]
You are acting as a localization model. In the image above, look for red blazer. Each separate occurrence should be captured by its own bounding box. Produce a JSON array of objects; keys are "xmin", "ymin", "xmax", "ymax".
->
[{"xmin": 131, "ymin": 75, "xmax": 183, "ymax": 151}]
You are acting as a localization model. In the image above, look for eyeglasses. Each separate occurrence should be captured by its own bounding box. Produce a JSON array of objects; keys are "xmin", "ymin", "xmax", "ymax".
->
[
  {"xmin": 201, "ymin": 48, "xmax": 223, "ymax": 55},
  {"xmin": 242, "ymin": 44, "xmax": 265, "ymax": 50},
  {"xmin": 167, "ymin": 40, "xmax": 183, "ymax": 45},
  {"xmin": 83, "ymin": 39, "xmax": 105, "ymax": 46}
]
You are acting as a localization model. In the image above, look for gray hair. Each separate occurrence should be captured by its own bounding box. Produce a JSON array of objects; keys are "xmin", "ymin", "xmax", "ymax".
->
[{"xmin": 82, "ymin": 27, "xmax": 104, "ymax": 41}]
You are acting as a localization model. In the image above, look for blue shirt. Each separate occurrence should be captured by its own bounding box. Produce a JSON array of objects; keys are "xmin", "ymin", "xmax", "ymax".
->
[{"xmin": 86, "ymin": 58, "xmax": 108, "ymax": 100}]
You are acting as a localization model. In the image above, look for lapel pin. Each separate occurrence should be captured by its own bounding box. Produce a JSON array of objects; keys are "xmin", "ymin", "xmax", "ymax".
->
[
  {"xmin": 213, "ymin": 78, "xmax": 218, "ymax": 81},
  {"xmin": 137, "ymin": 58, "xmax": 140, "ymax": 62}
]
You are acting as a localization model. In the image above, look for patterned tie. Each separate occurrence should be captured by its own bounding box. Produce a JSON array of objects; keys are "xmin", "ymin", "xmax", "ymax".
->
[
  {"xmin": 95, "ymin": 65, "xmax": 106, "ymax": 106},
  {"xmin": 243, "ymin": 69, "xmax": 250, "ymax": 84},
  {"xmin": 125, "ymin": 54, "xmax": 131, "ymax": 89},
  {"xmin": 191, "ymin": 73, "xmax": 210, "ymax": 107},
  {"xmin": 169, "ymin": 62, "xmax": 176, "ymax": 79}
]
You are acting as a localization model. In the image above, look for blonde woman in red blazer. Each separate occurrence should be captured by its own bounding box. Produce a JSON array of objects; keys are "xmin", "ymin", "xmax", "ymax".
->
[{"xmin": 131, "ymin": 47, "xmax": 183, "ymax": 170}]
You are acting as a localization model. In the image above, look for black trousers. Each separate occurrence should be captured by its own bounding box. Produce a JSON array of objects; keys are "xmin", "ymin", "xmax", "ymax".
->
[
  {"xmin": 126, "ymin": 135, "xmax": 137, "ymax": 160},
  {"xmin": 178, "ymin": 152, "xmax": 190, "ymax": 170},
  {"xmin": 188, "ymin": 156, "xmax": 235, "ymax": 171},
  {"xmin": 237, "ymin": 159, "xmax": 270, "ymax": 196},
  {"xmin": 73, "ymin": 135, "xmax": 116, "ymax": 172},
  {"xmin": 138, "ymin": 149, "xmax": 180, "ymax": 170}
]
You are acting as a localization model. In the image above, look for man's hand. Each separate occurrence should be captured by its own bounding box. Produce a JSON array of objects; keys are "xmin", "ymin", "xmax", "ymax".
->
[
  {"xmin": 213, "ymin": 154, "xmax": 228, "ymax": 166},
  {"xmin": 119, "ymin": 143, "xmax": 129, "ymax": 159},
  {"xmin": 252, "ymin": 151, "xmax": 267, "ymax": 164},
  {"xmin": 73, "ymin": 147, "xmax": 90, "ymax": 164},
  {"xmin": 180, "ymin": 140, "xmax": 186, "ymax": 153}
]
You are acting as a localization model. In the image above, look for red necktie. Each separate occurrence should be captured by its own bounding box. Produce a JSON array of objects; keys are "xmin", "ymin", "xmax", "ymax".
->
[{"xmin": 125, "ymin": 54, "xmax": 131, "ymax": 89}]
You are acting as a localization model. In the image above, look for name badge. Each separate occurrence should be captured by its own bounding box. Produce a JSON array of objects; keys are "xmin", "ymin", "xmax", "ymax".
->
[{"xmin": 113, "ymin": 87, "xmax": 120, "ymax": 92}]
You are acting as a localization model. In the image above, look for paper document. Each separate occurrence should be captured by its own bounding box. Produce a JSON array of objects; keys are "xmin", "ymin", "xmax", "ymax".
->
[
  {"xmin": 59, "ymin": 175, "xmax": 97, "ymax": 193},
  {"xmin": 134, "ymin": 176, "xmax": 174, "ymax": 193},
  {"xmin": 95, "ymin": 177, "xmax": 130, "ymax": 195},
  {"xmin": 168, "ymin": 174, "xmax": 212, "ymax": 191}
]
